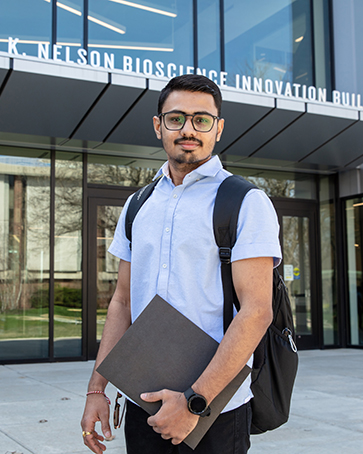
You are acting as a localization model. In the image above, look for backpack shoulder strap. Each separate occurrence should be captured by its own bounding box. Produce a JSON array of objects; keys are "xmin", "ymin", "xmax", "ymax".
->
[
  {"xmin": 213, "ymin": 175, "xmax": 257, "ymax": 332},
  {"xmin": 125, "ymin": 178, "xmax": 161, "ymax": 245}
]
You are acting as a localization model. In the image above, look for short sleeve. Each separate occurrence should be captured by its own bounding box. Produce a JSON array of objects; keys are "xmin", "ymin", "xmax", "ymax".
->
[
  {"xmin": 107, "ymin": 194, "xmax": 134, "ymax": 262},
  {"xmin": 231, "ymin": 189, "xmax": 282, "ymax": 267}
]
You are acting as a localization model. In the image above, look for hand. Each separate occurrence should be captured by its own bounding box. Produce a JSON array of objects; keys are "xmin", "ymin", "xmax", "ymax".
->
[
  {"xmin": 81, "ymin": 394, "xmax": 112, "ymax": 453},
  {"xmin": 141, "ymin": 389, "xmax": 199, "ymax": 445}
]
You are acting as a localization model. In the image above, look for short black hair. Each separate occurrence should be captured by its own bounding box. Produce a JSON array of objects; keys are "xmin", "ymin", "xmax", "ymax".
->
[{"xmin": 158, "ymin": 74, "xmax": 222, "ymax": 117}]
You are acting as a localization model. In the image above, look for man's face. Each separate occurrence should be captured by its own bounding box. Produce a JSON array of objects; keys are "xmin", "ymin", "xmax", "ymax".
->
[{"xmin": 153, "ymin": 90, "xmax": 224, "ymax": 169}]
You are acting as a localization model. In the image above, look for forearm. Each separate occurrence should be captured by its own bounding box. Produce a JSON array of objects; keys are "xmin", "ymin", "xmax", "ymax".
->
[
  {"xmin": 88, "ymin": 297, "xmax": 131, "ymax": 392},
  {"xmin": 192, "ymin": 303, "xmax": 272, "ymax": 404},
  {"xmin": 192, "ymin": 257, "xmax": 274, "ymax": 404}
]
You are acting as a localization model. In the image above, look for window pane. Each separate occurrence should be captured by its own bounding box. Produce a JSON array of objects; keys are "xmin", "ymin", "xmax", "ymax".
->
[
  {"xmin": 197, "ymin": 0, "xmax": 220, "ymax": 73},
  {"xmin": 346, "ymin": 198, "xmax": 363, "ymax": 346},
  {"xmin": 87, "ymin": 154, "xmax": 160, "ymax": 187},
  {"xmin": 230, "ymin": 167, "xmax": 316, "ymax": 199},
  {"xmin": 57, "ymin": 0, "xmax": 84, "ymax": 63},
  {"xmin": 96, "ymin": 204, "xmax": 123, "ymax": 341},
  {"xmin": 0, "ymin": 0, "xmax": 52, "ymax": 57},
  {"xmin": 283, "ymin": 216, "xmax": 311, "ymax": 335},
  {"xmin": 88, "ymin": 0, "xmax": 193, "ymax": 75},
  {"xmin": 320, "ymin": 176, "xmax": 338, "ymax": 345},
  {"xmin": 333, "ymin": 0, "xmax": 363, "ymax": 95},
  {"xmin": 224, "ymin": 0, "xmax": 313, "ymax": 87},
  {"xmin": 0, "ymin": 150, "xmax": 50, "ymax": 361},
  {"xmin": 54, "ymin": 152, "xmax": 83, "ymax": 358}
]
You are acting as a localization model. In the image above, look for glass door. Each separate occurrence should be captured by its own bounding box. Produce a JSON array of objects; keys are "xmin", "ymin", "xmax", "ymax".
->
[
  {"xmin": 87, "ymin": 189, "xmax": 133, "ymax": 358},
  {"xmin": 274, "ymin": 200, "xmax": 321, "ymax": 349}
]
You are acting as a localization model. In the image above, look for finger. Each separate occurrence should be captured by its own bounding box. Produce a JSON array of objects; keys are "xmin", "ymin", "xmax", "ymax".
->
[
  {"xmin": 140, "ymin": 391, "xmax": 163, "ymax": 402},
  {"xmin": 171, "ymin": 437, "xmax": 183, "ymax": 446},
  {"xmin": 83, "ymin": 430, "xmax": 106, "ymax": 454},
  {"xmin": 101, "ymin": 420, "xmax": 112, "ymax": 440},
  {"xmin": 151, "ymin": 425, "xmax": 162, "ymax": 434}
]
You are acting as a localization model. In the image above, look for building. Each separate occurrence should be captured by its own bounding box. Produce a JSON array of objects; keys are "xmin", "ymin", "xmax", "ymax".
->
[{"xmin": 0, "ymin": 0, "xmax": 362, "ymax": 363}]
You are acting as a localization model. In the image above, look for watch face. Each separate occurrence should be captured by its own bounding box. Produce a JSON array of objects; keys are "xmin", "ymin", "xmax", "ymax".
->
[{"xmin": 190, "ymin": 395, "xmax": 207, "ymax": 414}]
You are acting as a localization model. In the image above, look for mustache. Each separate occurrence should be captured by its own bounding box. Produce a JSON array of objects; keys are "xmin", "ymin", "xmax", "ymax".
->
[{"xmin": 174, "ymin": 137, "xmax": 203, "ymax": 146}]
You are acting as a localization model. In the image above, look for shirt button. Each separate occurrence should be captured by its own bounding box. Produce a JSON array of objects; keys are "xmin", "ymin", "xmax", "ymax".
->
[
  {"xmin": 162, "ymin": 264, "xmax": 167, "ymax": 269},
  {"xmin": 173, "ymin": 194, "xmax": 177, "ymax": 199},
  {"xmin": 165, "ymin": 227, "xmax": 170, "ymax": 233}
]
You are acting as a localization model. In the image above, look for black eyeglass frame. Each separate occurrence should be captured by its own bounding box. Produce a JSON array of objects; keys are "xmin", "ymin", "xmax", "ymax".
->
[{"xmin": 159, "ymin": 111, "xmax": 220, "ymax": 132}]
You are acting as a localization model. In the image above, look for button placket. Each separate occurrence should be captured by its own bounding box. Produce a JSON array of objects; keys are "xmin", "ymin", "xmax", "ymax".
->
[{"xmin": 156, "ymin": 187, "xmax": 183, "ymax": 296}]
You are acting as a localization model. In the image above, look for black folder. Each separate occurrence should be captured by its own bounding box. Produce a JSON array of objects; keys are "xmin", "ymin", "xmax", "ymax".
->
[{"xmin": 97, "ymin": 295, "xmax": 251, "ymax": 450}]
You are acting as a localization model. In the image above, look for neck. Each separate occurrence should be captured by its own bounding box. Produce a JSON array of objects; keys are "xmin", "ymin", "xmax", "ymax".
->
[{"xmin": 168, "ymin": 156, "xmax": 211, "ymax": 186}]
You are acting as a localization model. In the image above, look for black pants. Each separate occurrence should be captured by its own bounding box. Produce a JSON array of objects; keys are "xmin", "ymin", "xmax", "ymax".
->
[{"xmin": 124, "ymin": 400, "xmax": 251, "ymax": 454}]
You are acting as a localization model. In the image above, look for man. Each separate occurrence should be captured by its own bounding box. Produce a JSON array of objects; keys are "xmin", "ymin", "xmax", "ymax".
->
[{"xmin": 81, "ymin": 74, "xmax": 281, "ymax": 454}]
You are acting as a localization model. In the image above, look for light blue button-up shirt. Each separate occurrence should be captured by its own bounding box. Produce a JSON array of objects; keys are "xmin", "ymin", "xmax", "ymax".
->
[{"xmin": 109, "ymin": 156, "xmax": 282, "ymax": 411}]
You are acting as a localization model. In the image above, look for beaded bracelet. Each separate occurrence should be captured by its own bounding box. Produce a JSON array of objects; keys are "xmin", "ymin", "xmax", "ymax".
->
[{"xmin": 86, "ymin": 391, "xmax": 111, "ymax": 405}]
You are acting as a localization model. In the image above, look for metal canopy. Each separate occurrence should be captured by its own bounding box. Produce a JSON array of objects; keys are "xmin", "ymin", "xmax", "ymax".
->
[{"xmin": 1, "ymin": 54, "xmax": 363, "ymax": 173}]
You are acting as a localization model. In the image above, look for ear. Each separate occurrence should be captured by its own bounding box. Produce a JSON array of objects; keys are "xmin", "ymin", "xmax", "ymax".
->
[
  {"xmin": 216, "ymin": 118, "xmax": 225, "ymax": 142},
  {"xmin": 153, "ymin": 116, "xmax": 162, "ymax": 140}
]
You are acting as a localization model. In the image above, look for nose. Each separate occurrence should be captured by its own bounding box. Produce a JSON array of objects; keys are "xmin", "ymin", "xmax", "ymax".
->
[{"xmin": 181, "ymin": 115, "xmax": 196, "ymax": 135}]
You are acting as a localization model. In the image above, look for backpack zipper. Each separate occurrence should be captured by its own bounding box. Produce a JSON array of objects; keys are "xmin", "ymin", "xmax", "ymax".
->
[{"xmin": 282, "ymin": 328, "xmax": 297, "ymax": 353}]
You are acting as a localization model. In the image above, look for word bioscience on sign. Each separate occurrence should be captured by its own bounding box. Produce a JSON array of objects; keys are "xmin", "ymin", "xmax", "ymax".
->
[{"xmin": 6, "ymin": 37, "xmax": 362, "ymax": 109}]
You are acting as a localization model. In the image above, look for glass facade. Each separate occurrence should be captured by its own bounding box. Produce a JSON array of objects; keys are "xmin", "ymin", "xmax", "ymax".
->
[
  {"xmin": 88, "ymin": 0, "xmax": 194, "ymax": 74},
  {"xmin": 224, "ymin": 0, "xmax": 313, "ymax": 87},
  {"xmin": 95, "ymin": 204, "xmax": 122, "ymax": 341},
  {"xmin": 57, "ymin": 0, "xmax": 84, "ymax": 63},
  {"xmin": 231, "ymin": 167, "xmax": 316, "ymax": 199},
  {"xmin": 333, "ymin": 0, "xmax": 363, "ymax": 97},
  {"xmin": 320, "ymin": 176, "xmax": 338, "ymax": 345},
  {"xmin": 345, "ymin": 198, "xmax": 363, "ymax": 346},
  {"xmin": 283, "ymin": 215, "xmax": 311, "ymax": 336},
  {"xmin": 87, "ymin": 154, "xmax": 159, "ymax": 187},
  {"xmin": 54, "ymin": 152, "xmax": 83, "ymax": 357},
  {"xmin": 0, "ymin": 0, "xmax": 332, "ymax": 92},
  {"xmin": 0, "ymin": 150, "xmax": 51, "ymax": 361},
  {"xmin": 197, "ymin": 0, "xmax": 221, "ymax": 73},
  {"xmin": 0, "ymin": 0, "xmax": 52, "ymax": 57}
]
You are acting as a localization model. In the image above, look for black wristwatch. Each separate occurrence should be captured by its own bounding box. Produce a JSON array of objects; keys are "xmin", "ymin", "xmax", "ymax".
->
[{"xmin": 184, "ymin": 387, "xmax": 211, "ymax": 417}]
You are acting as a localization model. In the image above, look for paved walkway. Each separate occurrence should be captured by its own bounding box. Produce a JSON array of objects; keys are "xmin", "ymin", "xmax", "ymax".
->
[{"xmin": 0, "ymin": 349, "xmax": 362, "ymax": 454}]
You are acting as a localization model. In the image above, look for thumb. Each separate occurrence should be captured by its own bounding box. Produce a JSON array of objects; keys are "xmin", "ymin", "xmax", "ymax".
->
[
  {"xmin": 140, "ymin": 391, "xmax": 163, "ymax": 402},
  {"xmin": 100, "ymin": 415, "xmax": 112, "ymax": 440}
]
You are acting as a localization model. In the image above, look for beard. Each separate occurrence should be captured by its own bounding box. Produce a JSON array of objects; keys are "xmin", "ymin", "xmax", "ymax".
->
[{"xmin": 160, "ymin": 132, "xmax": 216, "ymax": 166}]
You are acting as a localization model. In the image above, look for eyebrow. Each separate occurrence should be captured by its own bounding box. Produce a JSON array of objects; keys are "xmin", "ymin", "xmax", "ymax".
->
[{"xmin": 165, "ymin": 109, "xmax": 216, "ymax": 116}]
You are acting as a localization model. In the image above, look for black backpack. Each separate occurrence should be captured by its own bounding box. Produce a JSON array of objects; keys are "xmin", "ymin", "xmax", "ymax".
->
[
  {"xmin": 213, "ymin": 175, "xmax": 298, "ymax": 434},
  {"xmin": 125, "ymin": 174, "xmax": 298, "ymax": 434}
]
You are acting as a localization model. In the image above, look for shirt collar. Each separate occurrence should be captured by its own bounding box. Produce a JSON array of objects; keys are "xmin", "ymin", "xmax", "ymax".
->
[{"xmin": 153, "ymin": 155, "xmax": 223, "ymax": 181}]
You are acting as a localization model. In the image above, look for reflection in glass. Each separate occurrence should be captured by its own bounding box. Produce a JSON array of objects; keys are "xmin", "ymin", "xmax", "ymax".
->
[
  {"xmin": 0, "ymin": 0, "xmax": 51, "ymax": 56},
  {"xmin": 346, "ymin": 199, "xmax": 363, "ymax": 346},
  {"xmin": 87, "ymin": 154, "xmax": 158, "ymax": 187},
  {"xmin": 197, "ymin": 0, "xmax": 220, "ymax": 73},
  {"xmin": 224, "ymin": 0, "xmax": 313, "ymax": 87},
  {"xmin": 54, "ymin": 153, "xmax": 83, "ymax": 357},
  {"xmin": 0, "ymin": 152, "xmax": 50, "ymax": 361},
  {"xmin": 283, "ymin": 216, "xmax": 311, "ymax": 335},
  {"xmin": 320, "ymin": 176, "xmax": 338, "ymax": 345},
  {"xmin": 230, "ymin": 167, "xmax": 316, "ymax": 199},
  {"xmin": 96, "ymin": 205, "xmax": 123, "ymax": 340},
  {"xmin": 57, "ymin": 0, "xmax": 84, "ymax": 63},
  {"xmin": 88, "ymin": 0, "xmax": 193, "ymax": 74}
]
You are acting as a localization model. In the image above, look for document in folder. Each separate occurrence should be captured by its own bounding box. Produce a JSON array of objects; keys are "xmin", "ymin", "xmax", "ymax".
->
[{"xmin": 97, "ymin": 294, "xmax": 251, "ymax": 450}]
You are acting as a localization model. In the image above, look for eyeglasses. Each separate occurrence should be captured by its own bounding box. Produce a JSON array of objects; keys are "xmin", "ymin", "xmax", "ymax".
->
[
  {"xmin": 159, "ymin": 111, "xmax": 219, "ymax": 132},
  {"xmin": 113, "ymin": 392, "xmax": 126, "ymax": 429}
]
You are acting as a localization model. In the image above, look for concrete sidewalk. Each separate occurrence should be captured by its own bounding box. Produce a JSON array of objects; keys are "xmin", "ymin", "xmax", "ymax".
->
[{"xmin": 0, "ymin": 349, "xmax": 362, "ymax": 454}]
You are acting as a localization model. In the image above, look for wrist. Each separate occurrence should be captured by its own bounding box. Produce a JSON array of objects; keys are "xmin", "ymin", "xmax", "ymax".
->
[
  {"xmin": 184, "ymin": 387, "xmax": 211, "ymax": 417},
  {"xmin": 86, "ymin": 390, "xmax": 111, "ymax": 405}
]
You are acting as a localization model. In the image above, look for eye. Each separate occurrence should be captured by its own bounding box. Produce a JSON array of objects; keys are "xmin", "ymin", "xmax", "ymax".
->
[
  {"xmin": 168, "ymin": 114, "xmax": 185, "ymax": 124},
  {"xmin": 194, "ymin": 115, "xmax": 213, "ymax": 129}
]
